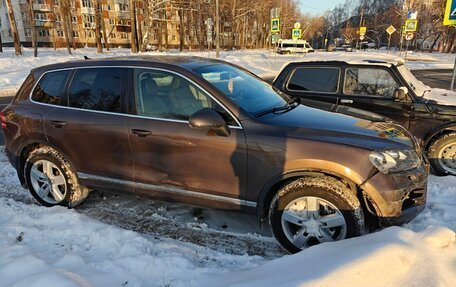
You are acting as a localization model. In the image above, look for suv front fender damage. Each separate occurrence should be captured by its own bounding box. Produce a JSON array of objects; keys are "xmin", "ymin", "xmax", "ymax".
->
[{"xmin": 360, "ymin": 163, "xmax": 428, "ymax": 226}]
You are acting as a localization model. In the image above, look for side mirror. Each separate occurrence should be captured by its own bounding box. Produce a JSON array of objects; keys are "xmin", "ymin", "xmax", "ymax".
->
[
  {"xmin": 189, "ymin": 108, "xmax": 230, "ymax": 137},
  {"xmin": 393, "ymin": 87, "xmax": 408, "ymax": 101}
]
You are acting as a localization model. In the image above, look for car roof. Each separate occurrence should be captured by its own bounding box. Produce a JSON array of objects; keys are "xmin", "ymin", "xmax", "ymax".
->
[
  {"xmin": 281, "ymin": 52, "xmax": 405, "ymax": 68},
  {"xmin": 31, "ymin": 55, "xmax": 226, "ymax": 75}
]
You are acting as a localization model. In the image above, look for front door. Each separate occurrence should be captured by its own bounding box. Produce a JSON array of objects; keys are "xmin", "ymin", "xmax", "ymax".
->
[
  {"xmin": 339, "ymin": 66, "xmax": 413, "ymax": 128},
  {"xmin": 127, "ymin": 68, "xmax": 247, "ymax": 208}
]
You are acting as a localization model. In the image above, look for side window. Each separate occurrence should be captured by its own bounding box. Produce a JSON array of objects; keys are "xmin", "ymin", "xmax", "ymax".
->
[
  {"xmin": 344, "ymin": 68, "xmax": 399, "ymax": 97},
  {"xmin": 287, "ymin": 67, "xmax": 339, "ymax": 93},
  {"xmin": 68, "ymin": 68, "xmax": 123, "ymax": 112},
  {"xmin": 32, "ymin": 70, "xmax": 71, "ymax": 105},
  {"xmin": 133, "ymin": 69, "xmax": 236, "ymax": 125}
]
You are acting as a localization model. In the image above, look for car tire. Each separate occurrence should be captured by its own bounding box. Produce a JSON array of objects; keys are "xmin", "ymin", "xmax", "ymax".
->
[
  {"xmin": 428, "ymin": 133, "xmax": 456, "ymax": 176},
  {"xmin": 24, "ymin": 146, "xmax": 90, "ymax": 207},
  {"xmin": 269, "ymin": 176, "xmax": 364, "ymax": 253}
]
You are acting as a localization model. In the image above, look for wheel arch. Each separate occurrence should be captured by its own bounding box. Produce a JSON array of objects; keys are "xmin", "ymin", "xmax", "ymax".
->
[
  {"xmin": 424, "ymin": 124, "xmax": 456, "ymax": 151},
  {"xmin": 256, "ymin": 168, "xmax": 363, "ymax": 223},
  {"xmin": 15, "ymin": 140, "xmax": 77, "ymax": 188}
]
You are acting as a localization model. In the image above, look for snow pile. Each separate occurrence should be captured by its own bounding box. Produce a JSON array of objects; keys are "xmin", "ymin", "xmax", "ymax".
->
[
  {"xmin": 198, "ymin": 226, "xmax": 456, "ymax": 287},
  {"xmin": 0, "ymin": 197, "xmax": 263, "ymax": 287}
]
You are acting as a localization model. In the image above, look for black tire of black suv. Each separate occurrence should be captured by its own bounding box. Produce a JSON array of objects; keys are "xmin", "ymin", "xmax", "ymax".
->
[
  {"xmin": 24, "ymin": 146, "xmax": 90, "ymax": 207},
  {"xmin": 428, "ymin": 133, "xmax": 456, "ymax": 176},
  {"xmin": 269, "ymin": 176, "xmax": 364, "ymax": 254}
]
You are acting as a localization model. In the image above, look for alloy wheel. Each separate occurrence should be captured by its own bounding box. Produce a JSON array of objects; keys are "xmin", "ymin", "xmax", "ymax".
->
[
  {"xmin": 281, "ymin": 196, "xmax": 347, "ymax": 249},
  {"xmin": 30, "ymin": 160, "xmax": 67, "ymax": 204}
]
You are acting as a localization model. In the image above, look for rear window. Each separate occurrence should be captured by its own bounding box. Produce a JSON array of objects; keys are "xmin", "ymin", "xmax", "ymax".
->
[
  {"xmin": 68, "ymin": 68, "xmax": 123, "ymax": 113},
  {"xmin": 32, "ymin": 70, "xmax": 71, "ymax": 105},
  {"xmin": 287, "ymin": 67, "xmax": 339, "ymax": 93}
]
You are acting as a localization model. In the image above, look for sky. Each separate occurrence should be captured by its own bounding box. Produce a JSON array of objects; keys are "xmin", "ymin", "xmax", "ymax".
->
[{"xmin": 298, "ymin": 0, "xmax": 346, "ymax": 15}]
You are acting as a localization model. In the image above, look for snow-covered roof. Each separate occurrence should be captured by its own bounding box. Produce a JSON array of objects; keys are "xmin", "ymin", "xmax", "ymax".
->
[{"xmin": 281, "ymin": 51, "xmax": 405, "ymax": 68}]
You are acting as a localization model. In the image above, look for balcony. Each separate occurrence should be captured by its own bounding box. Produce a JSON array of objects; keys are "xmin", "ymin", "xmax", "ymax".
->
[
  {"xmin": 81, "ymin": 7, "xmax": 95, "ymax": 15},
  {"xmin": 33, "ymin": 4, "xmax": 52, "ymax": 11},
  {"xmin": 35, "ymin": 20, "xmax": 53, "ymax": 28},
  {"xmin": 116, "ymin": 10, "xmax": 130, "ymax": 18}
]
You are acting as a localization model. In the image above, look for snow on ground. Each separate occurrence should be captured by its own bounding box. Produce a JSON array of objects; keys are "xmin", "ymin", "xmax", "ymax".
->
[
  {"xmin": 0, "ymin": 47, "xmax": 456, "ymax": 286},
  {"xmin": 0, "ymin": 47, "xmax": 454, "ymax": 92},
  {"xmin": 0, "ymin": 148, "xmax": 455, "ymax": 287}
]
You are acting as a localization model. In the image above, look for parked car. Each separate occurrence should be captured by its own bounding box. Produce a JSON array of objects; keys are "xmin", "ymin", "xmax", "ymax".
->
[
  {"xmin": 1, "ymin": 56, "xmax": 428, "ymax": 253},
  {"xmin": 276, "ymin": 39, "xmax": 314, "ymax": 54},
  {"xmin": 272, "ymin": 58, "xmax": 456, "ymax": 176}
]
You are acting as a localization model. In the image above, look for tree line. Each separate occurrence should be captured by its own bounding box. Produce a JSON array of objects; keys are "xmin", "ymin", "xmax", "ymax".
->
[
  {"xmin": 2, "ymin": 0, "xmax": 328, "ymax": 56},
  {"xmin": 322, "ymin": 0, "xmax": 455, "ymax": 53}
]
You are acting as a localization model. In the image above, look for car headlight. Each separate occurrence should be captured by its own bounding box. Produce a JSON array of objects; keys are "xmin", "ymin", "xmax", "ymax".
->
[{"xmin": 369, "ymin": 150, "xmax": 421, "ymax": 174}]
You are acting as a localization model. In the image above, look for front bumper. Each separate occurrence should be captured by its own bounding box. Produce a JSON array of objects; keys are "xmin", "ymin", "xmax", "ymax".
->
[{"xmin": 361, "ymin": 158, "xmax": 429, "ymax": 227}]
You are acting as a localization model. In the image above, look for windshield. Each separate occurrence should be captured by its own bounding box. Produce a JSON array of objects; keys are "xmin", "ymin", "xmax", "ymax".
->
[
  {"xmin": 397, "ymin": 65, "xmax": 428, "ymax": 97},
  {"xmin": 193, "ymin": 64, "xmax": 288, "ymax": 114}
]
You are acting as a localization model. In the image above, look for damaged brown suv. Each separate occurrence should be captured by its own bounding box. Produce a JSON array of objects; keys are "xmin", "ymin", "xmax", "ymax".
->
[{"xmin": 1, "ymin": 56, "xmax": 428, "ymax": 253}]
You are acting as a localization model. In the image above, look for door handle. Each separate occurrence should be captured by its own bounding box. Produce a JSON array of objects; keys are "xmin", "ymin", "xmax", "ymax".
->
[
  {"xmin": 340, "ymin": 99, "xmax": 354, "ymax": 104},
  {"xmin": 131, "ymin": 129, "xmax": 152, "ymax": 137},
  {"xmin": 50, "ymin": 120, "xmax": 67, "ymax": 128}
]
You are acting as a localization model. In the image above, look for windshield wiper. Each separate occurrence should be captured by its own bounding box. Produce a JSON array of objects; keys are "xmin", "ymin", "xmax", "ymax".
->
[{"xmin": 255, "ymin": 97, "xmax": 301, "ymax": 118}]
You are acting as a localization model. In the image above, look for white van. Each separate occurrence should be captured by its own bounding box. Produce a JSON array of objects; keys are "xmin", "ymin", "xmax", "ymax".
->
[{"xmin": 276, "ymin": 39, "xmax": 314, "ymax": 54}]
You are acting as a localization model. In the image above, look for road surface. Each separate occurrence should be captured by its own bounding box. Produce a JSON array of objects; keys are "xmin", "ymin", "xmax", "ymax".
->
[{"xmin": 0, "ymin": 69, "xmax": 453, "ymax": 146}]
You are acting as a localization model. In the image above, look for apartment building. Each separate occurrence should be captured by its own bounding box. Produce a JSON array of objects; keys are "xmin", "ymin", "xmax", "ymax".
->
[{"xmin": 0, "ymin": 0, "xmax": 204, "ymax": 49}]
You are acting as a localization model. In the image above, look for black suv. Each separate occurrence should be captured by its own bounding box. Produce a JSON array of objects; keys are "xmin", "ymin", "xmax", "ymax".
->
[
  {"xmin": 1, "ymin": 56, "xmax": 428, "ymax": 253},
  {"xmin": 273, "ymin": 59, "xmax": 456, "ymax": 176}
]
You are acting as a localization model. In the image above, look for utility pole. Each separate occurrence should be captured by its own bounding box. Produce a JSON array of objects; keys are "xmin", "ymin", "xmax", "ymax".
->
[
  {"xmin": 356, "ymin": 7, "xmax": 364, "ymax": 49},
  {"xmin": 215, "ymin": 0, "xmax": 220, "ymax": 58},
  {"xmin": 5, "ymin": 0, "xmax": 22, "ymax": 55}
]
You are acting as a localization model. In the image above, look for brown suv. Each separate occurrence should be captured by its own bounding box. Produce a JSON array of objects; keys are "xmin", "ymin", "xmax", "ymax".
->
[{"xmin": 1, "ymin": 56, "xmax": 428, "ymax": 253}]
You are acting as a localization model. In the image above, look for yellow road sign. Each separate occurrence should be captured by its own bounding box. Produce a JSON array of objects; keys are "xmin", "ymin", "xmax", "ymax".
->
[
  {"xmin": 359, "ymin": 26, "xmax": 367, "ymax": 36},
  {"xmin": 444, "ymin": 0, "xmax": 456, "ymax": 25},
  {"xmin": 292, "ymin": 28, "xmax": 302, "ymax": 39},
  {"xmin": 271, "ymin": 18, "xmax": 280, "ymax": 33},
  {"xmin": 404, "ymin": 19, "xmax": 418, "ymax": 32},
  {"xmin": 386, "ymin": 25, "xmax": 396, "ymax": 35}
]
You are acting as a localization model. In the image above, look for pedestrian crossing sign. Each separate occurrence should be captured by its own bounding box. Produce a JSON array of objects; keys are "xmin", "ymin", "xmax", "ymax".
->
[
  {"xmin": 271, "ymin": 18, "xmax": 280, "ymax": 33},
  {"xmin": 444, "ymin": 0, "xmax": 456, "ymax": 25},
  {"xmin": 292, "ymin": 29, "xmax": 302, "ymax": 39}
]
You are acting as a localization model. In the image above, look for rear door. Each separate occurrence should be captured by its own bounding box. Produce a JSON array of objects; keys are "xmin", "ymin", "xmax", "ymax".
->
[
  {"xmin": 127, "ymin": 68, "xmax": 248, "ymax": 208},
  {"xmin": 279, "ymin": 66, "xmax": 340, "ymax": 108},
  {"xmin": 43, "ymin": 67, "xmax": 133, "ymax": 192},
  {"xmin": 339, "ymin": 66, "xmax": 413, "ymax": 128}
]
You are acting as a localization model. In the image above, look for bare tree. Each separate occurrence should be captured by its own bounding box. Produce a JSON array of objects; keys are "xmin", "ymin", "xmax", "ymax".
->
[
  {"xmin": 101, "ymin": 12, "xmax": 109, "ymax": 50},
  {"xmin": 5, "ymin": 0, "xmax": 22, "ymax": 55},
  {"xmin": 28, "ymin": 0, "xmax": 38, "ymax": 57},
  {"xmin": 130, "ymin": 0, "xmax": 138, "ymax": 53},
  {"xmin": 95, "ymin": 0, "xmax": 102, "ymax": 53},
  {"xmin": 59, "ymin": 0, "xmax": 72, "ymax": 54}
]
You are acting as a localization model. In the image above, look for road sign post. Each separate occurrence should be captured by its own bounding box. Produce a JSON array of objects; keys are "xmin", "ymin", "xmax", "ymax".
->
[
  {"xmin": 444, "ymin": 1, "xmax": 456, "ymax": 89},
  {"xmin": 451, "ymin": 55, "xmax": 456, "ymax": 90},
  {"xmin": 386, "ymin": 25, "xmax": 396, "ymax": 53}
]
